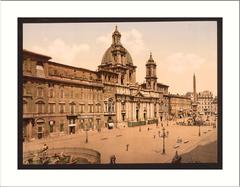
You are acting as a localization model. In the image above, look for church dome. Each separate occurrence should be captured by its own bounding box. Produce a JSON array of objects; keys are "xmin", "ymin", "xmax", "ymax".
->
[
  {"xmin": 101, "ymin": 26, "xmax": 133, "ymax": 65},
  {"xmin": 101, "ymin": 46, "xmax": 133, "ymax": 65}
]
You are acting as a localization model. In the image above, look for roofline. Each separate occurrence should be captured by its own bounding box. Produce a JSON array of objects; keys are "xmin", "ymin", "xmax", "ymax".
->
[
  {"xmin": 24, "ymin": 49, "xmax": 98, "ymax": 74},
  {"xmin": 23, "ymin": 49, "xmax": 52, "ymax": 59},
  {"xmin": 157, "ymin": 83, "xmax": 169, "ymax": 87},
  {"xmin": 168, "ymin": 94, "xmax": 191, "ymax": 99},
  {"xmin": 48, "ymin": 61, "xmax": 97, "ymax": 74}
]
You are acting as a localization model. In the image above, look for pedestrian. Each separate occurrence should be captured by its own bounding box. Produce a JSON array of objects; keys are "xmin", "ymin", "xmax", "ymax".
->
[
  {"xmin": 139, "ymin": 126, "xmax": 141, "ymax": 132},
  {"xmin": 147, "ymin": 127, "xmax": 150, "ymax": 131},
  {"xmin": 126, "ymin": 144, "xmax": 129, "ymax": 151},
  {"xmin": 41, "ymin": 143, "xmax": 48, "ymax": 159},
  {"xmin": 166, "ymin": 131, "xmax": 169, "ymax": 137},
  {"xmin": 110, "ymin": 155, "xmax": 116, "ymax": 164},
  {"xmin": 172, "ymin": 151, "xmax": 182, "ymax": 164},
  {"xmin": 153, "ymin": 135, "xmax": 156, "ymax": 139},
  {"xmin": 158, "ymin": 131, "xmax": 161, "ymax": 137}
]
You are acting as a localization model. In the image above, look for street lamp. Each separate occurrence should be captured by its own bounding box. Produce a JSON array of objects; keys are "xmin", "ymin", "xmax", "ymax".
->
[
  {"xmin": 85, "ymin": 126, "xmax": 88, "ymax": 143},
  {"xmin": 198, "ymin": 121, "xmax": 201, "ymax": 137},
  {"xmin": 161, "ymin": 127, "xmax": 167, "ymax": 154}
]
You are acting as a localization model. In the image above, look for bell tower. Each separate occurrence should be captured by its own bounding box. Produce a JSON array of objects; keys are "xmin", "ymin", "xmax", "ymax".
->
[{"xmin": 145, "ymin": 52, "xmax": 157, "ymax": 90}]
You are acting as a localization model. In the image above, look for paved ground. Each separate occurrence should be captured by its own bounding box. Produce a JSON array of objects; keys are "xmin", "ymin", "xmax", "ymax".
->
[
  {"xmin": 23, "ymin": 117, "xmax": 218, "ymax": 164},
  {"xmin": 181, "ymin": 140, "xmax": 217, "ymax": 163}
]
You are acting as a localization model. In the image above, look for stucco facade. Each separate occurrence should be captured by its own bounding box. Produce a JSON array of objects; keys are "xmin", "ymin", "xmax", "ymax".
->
[{"xmin": 22, "ymin": 26, "xmax": 190, "ymax": 141}]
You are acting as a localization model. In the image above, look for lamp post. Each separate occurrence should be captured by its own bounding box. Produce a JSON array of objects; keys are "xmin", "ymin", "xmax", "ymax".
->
[
  {"xmin": 161, "ymin": 127, "xmax": 166, "ymax": 154},
  {"xmin": 198, "ymin": 122, "xmax": 201, "ymax": 136},
  {"xmin": 85, "ymin": 125, "xmax": 88, "ymax": 143}
]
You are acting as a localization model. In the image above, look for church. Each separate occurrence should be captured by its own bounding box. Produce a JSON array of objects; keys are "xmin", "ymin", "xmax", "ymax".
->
[{"xmin": 22, "ymin": 26, "xmax": 186, "ymax": 141}]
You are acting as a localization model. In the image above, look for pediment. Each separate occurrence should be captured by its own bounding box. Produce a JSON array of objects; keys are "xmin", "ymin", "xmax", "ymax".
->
[{"xmin": 135, "ymin": 91, "xmax": 145, "ymax": 98}]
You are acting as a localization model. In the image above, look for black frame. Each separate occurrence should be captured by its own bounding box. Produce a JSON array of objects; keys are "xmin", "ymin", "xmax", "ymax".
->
[{"xmin": 18, "ymin": 17, "xmax": 222, "ymax": 169}]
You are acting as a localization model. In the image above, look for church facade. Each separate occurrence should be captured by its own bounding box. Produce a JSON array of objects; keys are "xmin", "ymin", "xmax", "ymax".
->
[{"xmin": 22, "ymin": 26, "xmax": 187, "ymax": 141}]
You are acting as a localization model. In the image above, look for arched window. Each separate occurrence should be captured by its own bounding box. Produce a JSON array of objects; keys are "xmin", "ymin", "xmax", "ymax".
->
[
  {"xmin": 70, "ymin": 102, "xmax": 76, "ymax": 114},
  {"xmin": 35, "ymin": 100, "xmax": 45, "ymax": 113},
  {"xmin": 36, "ymin": 118, "xmax": 45, "ymax": 139}
]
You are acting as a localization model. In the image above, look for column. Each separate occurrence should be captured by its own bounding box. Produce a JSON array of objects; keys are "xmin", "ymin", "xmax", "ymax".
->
[
  {"xmin": 27, "ymin": 121, "xmax": 33, "ymax": 140},
  {"xmin": 126, "ymin": 101, "xmax": 129, "ymax": 121}
]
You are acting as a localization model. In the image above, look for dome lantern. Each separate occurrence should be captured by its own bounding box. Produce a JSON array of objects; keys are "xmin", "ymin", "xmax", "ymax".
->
[
  {"xmin": 112, "ymin": 25, "xmax": 121, "ymax": 45},
  {"xmin": 101, "ymin": 26, "xmax": 133, "ymax": 65}
]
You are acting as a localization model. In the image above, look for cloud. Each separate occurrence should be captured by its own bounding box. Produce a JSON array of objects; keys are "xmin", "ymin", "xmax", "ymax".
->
[
  {"xmin": 31, "ymin": 38, "xmax": 90, "ymax": 66},
  {"xmin": 96, "ymin": 28, "xmax": 148, "ymax": 55},
  {"xmin": 166, "ymin": 52, "xmax": 206, "ymax": 74}
]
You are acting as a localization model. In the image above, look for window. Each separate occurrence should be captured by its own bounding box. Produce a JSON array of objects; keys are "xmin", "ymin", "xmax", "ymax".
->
[
  {"xmin": 60, "ymin": 123, "xmax": 64, "ymax": 132},
  {"xmin": 121, "ymin": 76, "xmax": 124, "ymax": 85},
  {"xmin": 79, "ymin": 104, "xmax": 84, "ymax": 113},
  {"xmin": 70, "ymin": 89, "xmax": 73, "ymax": 98},
  {"xmin": 23, "ymin": 100, "xmax": 28, "ymax": 113},
  {"xmin": 80, "ymin": 89, "xmax": 83, "ymax": 99},
  {"xmin": 36, "ymin": 63, "xmax": 45, "ymax": 77},
  {"xmin": 49, "ymin": 121, "xmax": 54, "ymax": 133},
  {"xmin": 37, "ymin": 87, "xmax": 43, "ymax": 97},
  {"xmin": 38, "ymin": 126, "xmax": 43, "ymax": 133},
  {"xmin": 49, "ymin": 89, "xmax": 54, "ymax": 98},
  {"xmin": 144, "ymin": 113, "xmax": 146, "ymax": 120},
  {"xmin": 121, "ymin": 103, "xmax": 125, "ymax": 111},
  {"xmin": 89, "ymin": 104, "xmax": 93, "ymax": 113},
  {"xmin": 70, "ymin": 104, "xmax": 75, "ymax": 114},
  {"xmin": 60, "ymin": 89, "xmax": 64, "ymax": 98},
  {"xmin": 69, "ymin": 118, "xmax": 75, "ymax": 124},
  {"xmin": 49, "ymin": 103, "xmax": 55, "ymax": 113},
  {"xmin": 59, "ymin": 104, "xmax": 65, "ymax": 113},
  {"xmin": 23, "ymin": 87, "xmax": 26, "ymax": 95},
  {"xmin": 122, "ymin": 113, "xmax": 125, "ymax": 121},
  {"xmin": 36, "ymin": 101, "xmax": 45, "ymax": 113},
  {"xmin": 136, "ymin": 109, "xmax": 139, "ymax": 121},
  {"xmin": 104, "ymin": 102, "xmax": 108, "ymax": 113},
  {"xmin": 25, "ymin": 59, "xmax": 31, "ymax": 72},
  {"xmin": 96, "ymin": 104, "xmax": 101, "ymax": 113},
  {"xmin": 80, "ymin": 119, "xmax": 84, "ymax": 129}
]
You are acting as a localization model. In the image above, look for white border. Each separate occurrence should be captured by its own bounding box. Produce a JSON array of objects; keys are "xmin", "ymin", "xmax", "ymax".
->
[{"xmin": 0, "ymin": 1, "xmax": 239, "ymax": 186}]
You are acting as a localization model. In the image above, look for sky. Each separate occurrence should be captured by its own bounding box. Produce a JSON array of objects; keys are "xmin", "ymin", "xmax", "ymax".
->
[{"xmin": 23, "ymin": 21, "xmax": 217, "ymax": 95}]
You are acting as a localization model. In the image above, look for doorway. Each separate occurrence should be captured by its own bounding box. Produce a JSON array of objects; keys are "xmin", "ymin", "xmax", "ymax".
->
[
  {"xmin": 69, "ymin": 126, "xmax": 75, "ymax": 134},
  {"xmin": 136, "ymin": 109, "xmax": 139, "ymax": 121}
]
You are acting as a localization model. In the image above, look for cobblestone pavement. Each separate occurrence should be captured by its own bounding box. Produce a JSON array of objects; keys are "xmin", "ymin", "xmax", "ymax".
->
[{"xmin": 23, "ymin": 117, "xmax": 218, "ymax": 163}]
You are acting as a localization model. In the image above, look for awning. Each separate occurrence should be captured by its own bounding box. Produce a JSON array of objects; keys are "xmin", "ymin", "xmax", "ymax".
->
[
  {"xmin": 36, "ymin": 119, "xmax": 45, "ymax": 123},
  {"xmin": 108, "ymin": 123, "xmax": 114, "ymax": 127},
  {"xmin": 68, "ymin": 124, "xmax": 76, "ymax": 127}
]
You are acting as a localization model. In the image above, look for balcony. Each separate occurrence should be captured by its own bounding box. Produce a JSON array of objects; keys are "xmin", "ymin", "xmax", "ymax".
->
[{"xmin": 104, "ymin": 112, "xmax": 116, "ymax": 116}]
